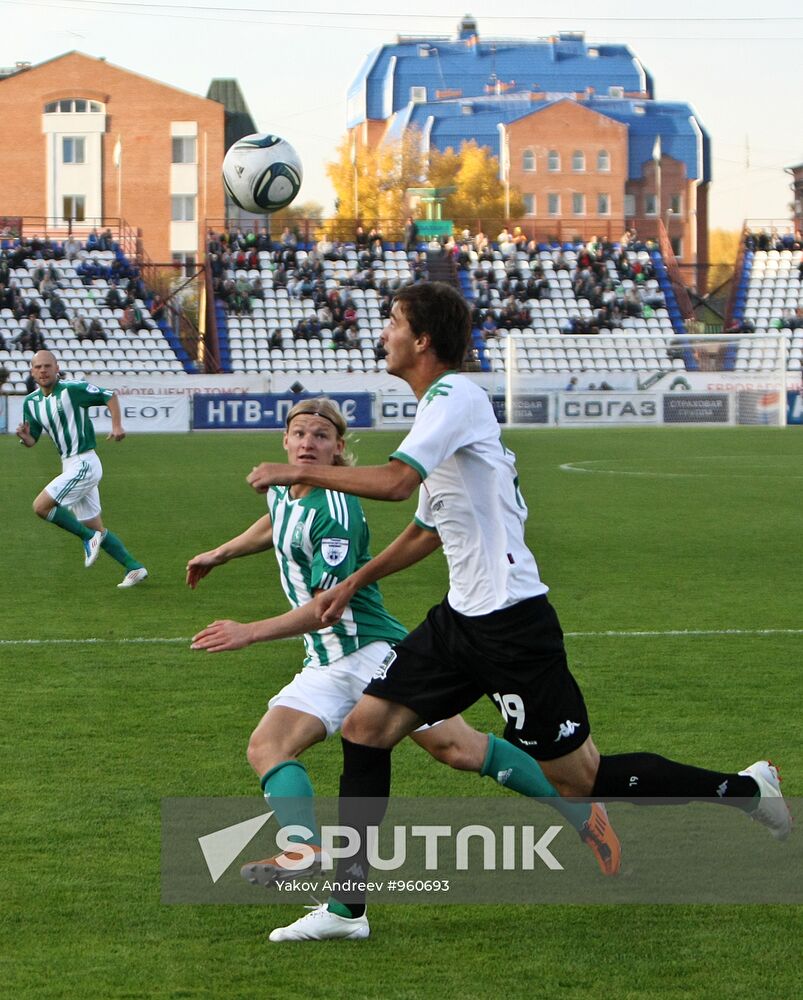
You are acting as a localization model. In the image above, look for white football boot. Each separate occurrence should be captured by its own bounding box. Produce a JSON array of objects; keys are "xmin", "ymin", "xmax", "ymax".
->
[
  {"xmin": 738, "ymin": 760, "xmax": 792, "ymax": 841},
  {"xmin": 269, "ymin": 904, "xmax": 369, "ymax": 942}
]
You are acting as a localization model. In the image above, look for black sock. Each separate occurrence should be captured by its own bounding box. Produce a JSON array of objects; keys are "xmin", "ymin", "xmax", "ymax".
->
[
  {"xmin": 592, "ymin": 752, "xmax": 758, "ymax": 807},
  {"xmin": 331, "ymin": 738, "xmax": 392, "ymax": 915}
]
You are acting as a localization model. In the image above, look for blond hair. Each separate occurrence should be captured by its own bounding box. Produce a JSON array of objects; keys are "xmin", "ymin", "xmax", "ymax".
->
[{"xmin": 285, "ymin": 397, "xmax": 355, "ymax": 466}]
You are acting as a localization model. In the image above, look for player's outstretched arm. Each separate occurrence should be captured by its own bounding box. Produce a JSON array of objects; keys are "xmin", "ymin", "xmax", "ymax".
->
[
  {"xmin": 317, "ymin": 522, "xmax": 442, "ymax": 626},
  {"xmin": 15, "ymin": 421, "xmax": 36, "ymax": 447},
  {"xmin": 106, "ymin": 394, "xmax": 126, "ymax": 441},
  {"xmin": 247, "ymin": 458, "xmax": 421, "ymax": 502},
  {"xmin": 186, "ymin": 514, "xmax": 273, "ymax": 588},
  {"xmin": 191, "ymin": 592, "xmax": 327, "ymax": 653}
]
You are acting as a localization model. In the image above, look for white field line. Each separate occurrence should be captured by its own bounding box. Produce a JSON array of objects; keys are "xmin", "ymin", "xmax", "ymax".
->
[{"xmin": 1, "ymin": 628, "xmax": 803, "ymax": 648}]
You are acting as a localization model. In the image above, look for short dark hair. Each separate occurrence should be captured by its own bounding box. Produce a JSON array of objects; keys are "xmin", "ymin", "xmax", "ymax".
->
[{"xmin": 393, "ymin": 281, "xmax": 471, "ymax": 369}]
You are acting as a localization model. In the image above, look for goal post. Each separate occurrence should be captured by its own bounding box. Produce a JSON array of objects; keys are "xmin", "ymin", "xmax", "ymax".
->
[{"xmin": 501, "ymin": 331, "xmax": 791, "ymax": 427}]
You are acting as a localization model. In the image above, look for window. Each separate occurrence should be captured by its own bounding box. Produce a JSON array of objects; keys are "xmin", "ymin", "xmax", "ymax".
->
[
  {"xmin": 171, "ymin": 195, "xmax": 196, "ymax": 222},
  {"xmin": 547, "ymin": 150, "xmax": 560, "ymax": 172},
  {"xmin": 523, "ymin": 193, "xmax": 536, "ymax": 216},
  {"xmin": 522, "ymin": 149, "xmax": 536, "ymax": 172},
  {"xmin": 645, "ymin": 194, "xmax": 657, "ymax": 216},
  {"xmin": 45, "ymin": 99, "xmax": 103, "ymax": 114},
  {"xmin": 62, "ymin": 137, "xmax": 85, "ymax": 164},
  {"xmin": 624, "ymin": 193, "xmax": 636, "ymax": 217},
  {"xmin": 572, "ymin": 193, "xmax": 585, "ymax": 215},
  {"xmin": 172, "ymin": 252, "xmax": 197, "ymax": 277},
  {"xmin": 172, "ymin": 137, "xmax": 197, "ymax": 164},
  {"xmin": 62, "ymin": 195, "xmax": 85, "ymax": 222},
  {"xmin": 670, "ymin": 237, "xmax": 683, "ymax": 258},
  {"xmin": 410, "ymin": 86, "xmax": 427, "ymax": 102},
  {"xmin": 597, "ymin": 193, "xmax": 610, "ymax": 216},
  {"xmin": 670, "ymin": 194, "xmax": 682, "ymax": 215},
  {"xmin": 572, "ymin": 150, "xmax": 585, "ymax": 172},
  {"xmin": 548, "ymin": 193, "xmax": 560, "ymax": 216},
  {"xmin": 597, "ymin": 150, "xmax": 610, "ymax": 171}
]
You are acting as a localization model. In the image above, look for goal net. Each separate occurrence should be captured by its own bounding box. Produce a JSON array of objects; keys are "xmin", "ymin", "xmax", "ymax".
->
[{"xmin": 499, "ymin": 331, "xmax": 790, "ymax": 427}]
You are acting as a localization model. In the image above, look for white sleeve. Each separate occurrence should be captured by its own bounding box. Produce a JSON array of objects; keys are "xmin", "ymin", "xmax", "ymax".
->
[
  {"xmin": 390, "ymin": 379, "xmax": 476, "ymax": 480},
  {"xmin": 413, "ymin": 486, "xmax": 437, "ymax": 531}
]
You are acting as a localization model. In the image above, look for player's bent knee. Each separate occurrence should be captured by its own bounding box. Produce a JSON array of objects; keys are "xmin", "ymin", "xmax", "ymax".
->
[{"xmin": 33, "ymin": 496, "xmax": 53, "ymax": 518}]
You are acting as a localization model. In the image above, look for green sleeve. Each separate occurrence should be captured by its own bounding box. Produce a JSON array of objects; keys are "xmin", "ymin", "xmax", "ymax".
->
[{"xmin": 22, "ymin": 398, "xmax": 43, "ymax": 441}]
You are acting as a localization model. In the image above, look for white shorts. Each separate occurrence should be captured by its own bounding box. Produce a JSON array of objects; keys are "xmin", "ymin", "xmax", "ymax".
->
[
  {"xmin": 45, "ymin": 450, "xmax": 103, "ymax": 521},
  {"xmin": 268, "ymin": 641, "xmax": 442, "ymax": 737}
]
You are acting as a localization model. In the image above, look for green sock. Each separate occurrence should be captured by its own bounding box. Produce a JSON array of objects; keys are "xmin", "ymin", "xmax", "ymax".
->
[
  {"xmin": 47, "ymin": 505, "xmax": 94, "ymax": 541},
  {"xmin": 261, "ymin": 760, "xmax": 320, "ymax": 845},
  {"xmin": 327, "ymin": 898, "xmax": 362, "ymax": 919},
  {"xmin": 481, "ymin": 733, "xmax": 591, "ymax": 831},
  {"xmin": 100, "ymin": 530, "xmax": 143, "ymax": 571}
]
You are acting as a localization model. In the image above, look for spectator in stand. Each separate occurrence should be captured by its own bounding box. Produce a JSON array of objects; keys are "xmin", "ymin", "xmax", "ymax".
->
[
  {"xmin": 150, "ymin": 294, "xmax": 166, "ymax": 325},
  {"xmin": 367, "ymin": 228, "xmax": 384, "ymax": 254},
  {"xmin": 354, "ymin": 226, "xmax": 368, "ymax": 250},
  {"xmin": 49, "ymin": 293, "xmax": 68, "ymax": 323},
  {"xmin": 481, "ymin": 312, "xmax": 498, "ymax": 339},
  {"xmin": 403, "ymin": 217, "xmax": 419, "ymax": 253},
  {"xmin": 105, "ymin": 283, "xmax": 123, "ymax": 310},
  {"xmin": 512, "ymin": 226, "xmax": 527, "ymax": 249},
  {"xmin": 15, "ymin": 314, "xmax": 47, "ymax": 352}
]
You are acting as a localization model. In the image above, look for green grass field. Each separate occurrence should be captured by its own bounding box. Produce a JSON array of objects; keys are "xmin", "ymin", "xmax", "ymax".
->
[{"xmin": 1, "ymin": 426, "xmax": 801, "ymax": 999}]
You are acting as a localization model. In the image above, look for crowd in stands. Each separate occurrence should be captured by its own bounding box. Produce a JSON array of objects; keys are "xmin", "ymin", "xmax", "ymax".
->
[
  {"xmin": 207, "ymin": 226, "xmax": 424, "ymax": 358},
  {"xmin": 743, "ymin": 228, "xmax": 803, "ymax": 252},
  {"xmin": 0, "ymin": 229, "xmax": 159, "ymax": 355}
]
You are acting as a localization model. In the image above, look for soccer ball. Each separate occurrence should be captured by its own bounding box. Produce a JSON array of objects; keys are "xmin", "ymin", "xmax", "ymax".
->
[{"xmin": 222, "ymin": 133, "xmax": 303, "ymax": 214}]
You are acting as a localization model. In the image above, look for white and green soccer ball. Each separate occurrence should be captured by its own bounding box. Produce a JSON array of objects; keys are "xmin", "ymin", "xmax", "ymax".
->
[{"xmin": 222, "ymin": 133, "xmax": 303, "ymax": 214}]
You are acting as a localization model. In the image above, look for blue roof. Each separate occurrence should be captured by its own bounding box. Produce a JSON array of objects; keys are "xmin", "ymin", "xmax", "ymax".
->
[
  {"xmin": 384, "ymin": 95, "xmax": 710, "ymax": 184},
  {"xmin": 348, "ymin": 26, "xmax": 650, "ymax": 129}
]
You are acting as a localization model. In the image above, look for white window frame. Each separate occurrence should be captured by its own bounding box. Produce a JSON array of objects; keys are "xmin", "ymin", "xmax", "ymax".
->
[
  {"xmin": 597, "ymin": 193, "xmax": 610, "ymax": 216},
  {"xmin": 522, "ymin": 149, "xmax": 536, "ymax": 172},
  {"xmin": 62, "ymin": 136, "xmax": 85, "ymax": 164},
  {"xmin": 172, "ymin": 136, "xmax": 197, "ymax": 164},
  {"xmin": 572, "ymin": 192, "xmax": 585, "ymax": 216},
  {"xmin": 572, "ymin": 150, "xmax": 585, "ymax": 172},
  {"xmin": 523, "ymin": 193, "xmax": 536, "ymax": 216},
  {"xmin": 597, "ymin": 150, "xmax": 610, "ymax": 172},
  {"xmin": 171, "ymin": 195, "xmax": 196, "ymax": 222},
  {"xmin": 62, "ymin": 195, "xmax": 86, "ymax": 222},
  {"xmin": 645, "ymin": 193, "xmax": 658, "ymax": 216},
  {"xmin": 547, "ymin": 193, "xmax": 561, "ymax": 216},
  {"xmin": 547, "ymin": 150, "xmax": 560, "ymax": 172}
]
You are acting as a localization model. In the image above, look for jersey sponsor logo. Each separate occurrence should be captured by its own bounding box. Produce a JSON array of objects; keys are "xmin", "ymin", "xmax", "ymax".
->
[
  {"xmin": 291, "ymin": 523, "xmax": 305, "ymax": 548},
  {"xmin": 554, "ymin": 719, "xmax": 581, "ymax": 742},
  {"xmin": 321, "ymin": 537, "xmax": 349, "ymax": 566},
  {"xmin": 373, "ymin": 648, "xmax": 397, "ymax": 680}
]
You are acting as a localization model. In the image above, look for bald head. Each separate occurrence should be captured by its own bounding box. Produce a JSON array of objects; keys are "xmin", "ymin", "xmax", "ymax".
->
[{"xmin": 30, "ymin": 351, "xmax": 60, "ymax": 393}]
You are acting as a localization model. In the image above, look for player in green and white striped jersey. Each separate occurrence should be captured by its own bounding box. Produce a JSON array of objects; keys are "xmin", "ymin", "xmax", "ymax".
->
[
  {"xmin": 16, "ymin": 351, "xmax": 147, "ymax": 588},
  {"xmin": 188, "ymin": 397, "xmax": 584, "ymax": 897}
]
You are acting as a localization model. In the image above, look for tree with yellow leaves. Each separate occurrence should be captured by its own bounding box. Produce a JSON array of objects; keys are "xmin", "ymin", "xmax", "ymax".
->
[
  {"xmin": 326, "ymin": 130, "xmax": 426, "ymax": 228},
  {"xmin": 429, "ymin": 139, "xmax": 523, "ymax": 223}
]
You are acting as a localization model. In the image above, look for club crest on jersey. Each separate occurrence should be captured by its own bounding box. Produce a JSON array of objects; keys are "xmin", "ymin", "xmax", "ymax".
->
[{"xmin": 321, "ymin": 537, "xmax": 349, "ymax": 566}]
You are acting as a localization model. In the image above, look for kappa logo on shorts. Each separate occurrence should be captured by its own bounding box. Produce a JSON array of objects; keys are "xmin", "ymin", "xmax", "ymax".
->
[
  {"xmin": 321, "ymin": 537, "xmax": 349, "ymax": 566},
  {"xmin": 554, "ymin": 719, "xmax": 581, "ymax": 742},
  {"xmin": 373, "ymin": 648, "xmax": 397, "ymax": 680}
]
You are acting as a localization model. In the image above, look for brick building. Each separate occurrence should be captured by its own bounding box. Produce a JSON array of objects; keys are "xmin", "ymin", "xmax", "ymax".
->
[
  {"xmin": 0, "ymin": 52, "xmax": 235, "ymax": 265},
  {"xmin": 348, "ymin": 18, "xmax": 710, "ymax": 269}
]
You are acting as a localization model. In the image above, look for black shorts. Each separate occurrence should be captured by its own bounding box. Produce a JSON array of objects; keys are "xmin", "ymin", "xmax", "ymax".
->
[{"xmin": 364, "ymin": 594, "xmax": 590, "ymax": 761}]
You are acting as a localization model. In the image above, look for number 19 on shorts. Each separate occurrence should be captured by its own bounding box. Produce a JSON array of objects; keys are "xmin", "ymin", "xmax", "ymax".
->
[{"xmin": 492, "ymin": 692, "xmax": 526, "ymax": 730}]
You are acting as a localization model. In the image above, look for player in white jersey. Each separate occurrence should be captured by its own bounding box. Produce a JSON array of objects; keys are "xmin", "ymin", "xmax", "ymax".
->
[
  {"xmin": 16, "ymin": 351, "xmax": 147, "ymax": 588},
  {"xmin": 248, "ymin": 282, "xmax": 790, "ymax": 942},
  {"xmin": 188, "ymin": 398, "xmax": 611, "ymax": 926}
]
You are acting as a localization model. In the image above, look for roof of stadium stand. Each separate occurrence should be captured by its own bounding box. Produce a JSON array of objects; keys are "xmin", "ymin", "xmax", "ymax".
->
[{"xmin": 349, "ymin": 17, "xmax": 710, "ymax": 184}]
